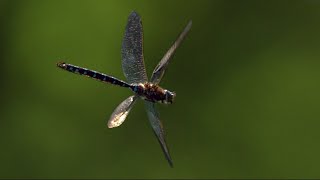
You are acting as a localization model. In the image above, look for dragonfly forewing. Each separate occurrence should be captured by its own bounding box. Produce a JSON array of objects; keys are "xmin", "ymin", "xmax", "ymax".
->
[
  {"xmin": 150, "ymin": 20, "xmax": 192, "ymax": 84},
  {"xmin": 144, "ymin": 101, "xmax": 173, "ymax": 167},
  {"xmin": 108, "ymin": 95, "xmax": 138, "ymax": 128},
  {"xmin": 121, "ymin": 11, "xmax": 148, "ymax": 84}
]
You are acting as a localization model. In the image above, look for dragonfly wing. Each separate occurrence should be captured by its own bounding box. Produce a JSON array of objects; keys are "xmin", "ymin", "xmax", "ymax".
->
[
  {"xmin": 144, "ymin": 101, "xmax": 173, "ymax": 167},
  {"xmin": 108, "ymin": 95, "xmax": 138, "ymax": 128},
  {"xmin": 121, "ymin": 11, "xmax": 148, "ymax": 84},
  {"xmin": 150, "ymin": 20, "xmax": 192, "ymax": 84}
]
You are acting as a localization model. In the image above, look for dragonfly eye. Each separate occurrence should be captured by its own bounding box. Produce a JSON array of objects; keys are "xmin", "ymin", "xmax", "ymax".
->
[{"xmin": 165, "ymin": 90, "xmax": 176, "ymax": 104}]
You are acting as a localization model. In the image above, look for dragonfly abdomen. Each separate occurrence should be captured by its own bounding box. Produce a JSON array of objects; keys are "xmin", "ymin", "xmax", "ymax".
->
[{"xmin": 57, "ymin": 62, "xmax": 131, "ymax": 88}]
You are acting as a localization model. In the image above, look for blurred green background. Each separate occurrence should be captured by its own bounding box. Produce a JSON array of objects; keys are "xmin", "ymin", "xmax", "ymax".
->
[{"xmin": 1, "ymin": 0, "xmax": 320, "ymax": 178}]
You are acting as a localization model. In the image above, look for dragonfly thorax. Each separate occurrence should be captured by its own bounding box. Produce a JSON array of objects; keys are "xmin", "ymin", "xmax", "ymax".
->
[{"xmin": 131, "ymin": 82, "xmax": 176, "ymax": 104}]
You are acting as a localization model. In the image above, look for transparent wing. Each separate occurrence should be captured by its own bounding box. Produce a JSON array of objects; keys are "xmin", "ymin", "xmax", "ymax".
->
[
  {"xmin": 121, "ymin": 11, "xmax": 148, "ymax": 84},
  {"xmin": 150, "ymin": 20, "xmax": 192, "ymax": 84},
  {"xmin": 108, "ymin": 95, "xmax": 138, "ymax": 128},
  {"xmin": 144, "ymin": 101, "xmax": 173, "ymax": 167}
]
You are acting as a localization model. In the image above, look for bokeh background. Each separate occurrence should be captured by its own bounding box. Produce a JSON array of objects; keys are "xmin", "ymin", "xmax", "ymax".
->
[{"xmin": 1, "ymin": 0, "xmax": 320, "ymax": 178}]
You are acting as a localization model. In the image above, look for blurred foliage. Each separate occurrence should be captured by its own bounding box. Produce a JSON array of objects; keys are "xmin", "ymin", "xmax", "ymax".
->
[{"xmin": 1, "ymin": 0, "xmax": 320, "ymax": 178}]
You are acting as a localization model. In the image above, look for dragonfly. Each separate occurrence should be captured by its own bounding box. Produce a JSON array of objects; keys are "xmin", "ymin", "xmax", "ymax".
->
[{"xmin": 57, "ymin": 11, "xmax": 192, "ymax": 167}]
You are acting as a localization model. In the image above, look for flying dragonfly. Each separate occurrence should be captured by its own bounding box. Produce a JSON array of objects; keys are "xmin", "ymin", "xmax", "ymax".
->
[{"xmin": 57, "ymin": 11, "xmax": 192, "ymax": 167}]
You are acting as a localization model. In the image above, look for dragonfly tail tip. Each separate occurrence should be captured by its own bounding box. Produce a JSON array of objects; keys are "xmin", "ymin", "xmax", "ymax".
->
[{"xmin": 57, "ymin": 61, "xmax": 66, "ymax": 69}]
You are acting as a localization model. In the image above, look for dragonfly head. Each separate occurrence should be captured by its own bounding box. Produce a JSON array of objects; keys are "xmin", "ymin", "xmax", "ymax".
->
[{"xmin": 164, "ymin": 90, "xmax": 176, "ymax": 104}]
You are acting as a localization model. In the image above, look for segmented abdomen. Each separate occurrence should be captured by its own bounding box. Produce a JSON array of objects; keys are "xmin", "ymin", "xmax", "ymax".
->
[{"xmin": 57, "ymin": 62, "xmax": 131, "ymax": 88}]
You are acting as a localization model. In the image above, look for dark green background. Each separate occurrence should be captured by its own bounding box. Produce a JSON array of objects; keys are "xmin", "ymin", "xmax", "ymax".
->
[{"xmin": 1, "ymin": 0, "xmax": 320, "ymax": 178}]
